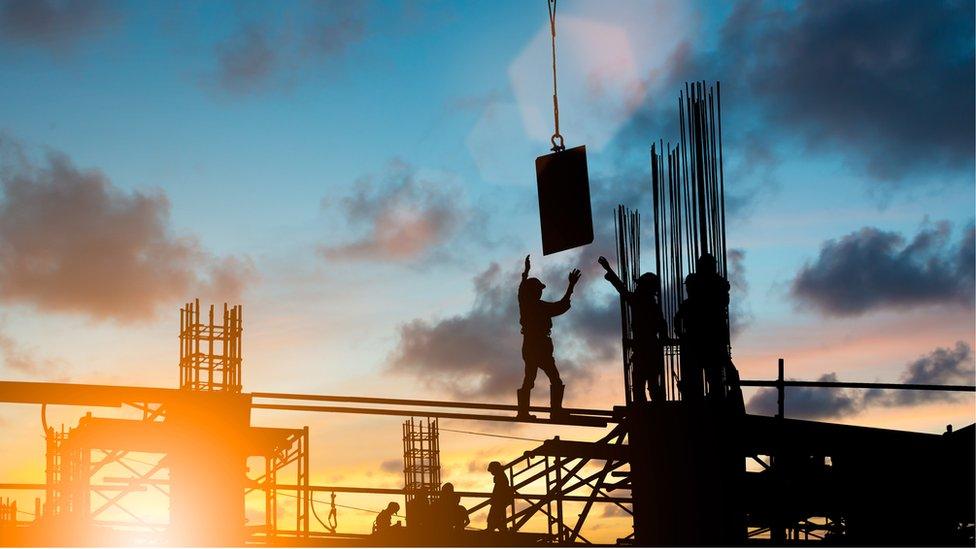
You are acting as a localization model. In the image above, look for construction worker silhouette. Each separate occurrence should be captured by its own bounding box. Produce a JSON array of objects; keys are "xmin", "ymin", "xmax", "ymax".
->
[
  {"xmin": 372, "ymin": 502, "xmax": 401, "ymax": 534},
  {"xmin": 680, "ymin": 253, "xmax": 732, "ymax": 401},
  {"xmin": 598, "ymin": 256, "xmax": 669, "ymax": 403},
  {"xmin": 436, "ymin": 483, "xmax": 469, "ymax": 533},
  {"xmin": 486, "ymin": 461, "xmax": 513, "ymax": 533},
  {"xmin": 517, "ymin": 254, "xmax": 581, "ymax": 419}
]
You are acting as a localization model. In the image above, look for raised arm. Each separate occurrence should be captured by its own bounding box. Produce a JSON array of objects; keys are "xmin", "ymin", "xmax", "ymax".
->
[
  {"xmin": 522, "ymin": 254, "xmax": 531, "ymax": 281},
  {"xmin": 541, "ymin": 268, "xmax": 581, "ymax": 317},
  {"xmin": 597, "ymin": 256, "xmax": 628, "ymax": 296}
]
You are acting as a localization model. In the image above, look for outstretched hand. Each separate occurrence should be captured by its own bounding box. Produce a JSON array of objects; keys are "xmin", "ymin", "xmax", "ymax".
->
[
  {"xmin": 522, "ymin": 254, "xmax": 531, "ymax": 279},
  {"xmin": 568, "ymin": 268, "xmax": 582, "ymax": 286},
  {"xmin": 597, "ymin": 256, "xmax": 610, "ymax": 270}
]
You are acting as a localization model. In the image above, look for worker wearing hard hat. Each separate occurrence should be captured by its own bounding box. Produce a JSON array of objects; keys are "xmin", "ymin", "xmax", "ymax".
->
[
  {"xmin": 486, "ymin": 461, "xmax": 513, "ymax": 533},
  {"xmin": 516, "ymin": 254, "xmax": 581, "ymax": 420}
]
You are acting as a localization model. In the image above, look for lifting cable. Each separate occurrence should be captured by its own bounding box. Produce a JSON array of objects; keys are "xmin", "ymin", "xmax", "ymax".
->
[
  {"xmin": 278, "ymin": 490, "xmax": 405, "ymax": 520},
  {"xmin": 439, "ymin": 426, "xmax": 545, "ymax": 443},
  {"xmin": 547, "ymin": 0, "xmax": 565, "ymax": 152}
]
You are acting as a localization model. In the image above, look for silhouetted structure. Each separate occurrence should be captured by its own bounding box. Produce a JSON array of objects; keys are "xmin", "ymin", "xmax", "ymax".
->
[
  {"xmin": 402, "ymin": 417, "xmax": 440, "ymax": 531},
  {"xmin": 516, "ymin": 255, "xmax": 581, "ymax": 420},
  {"xmin": 179, "ymin": 299, "xmax": 242, "ymax": 393},
  {"xmin": 485, "ymin": 461, "xmax": 512, "ymax": 533},
  {"xmin": 535, "ymin": 146, "xmax": 593, "ymax": 255},
  {"xmin": 599, "ymin": 254, "xmax": 668, "ymax": 403},
  {"xmin": 0, "ymin": 81, "xmax": 972, "ymax": 548},
  {"xmin": 372, "ymin": 502, "xmax": 401, "ymax": 536}
]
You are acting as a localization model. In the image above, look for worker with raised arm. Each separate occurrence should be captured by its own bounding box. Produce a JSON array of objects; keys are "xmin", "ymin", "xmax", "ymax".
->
[
  {"xmin": 598, "ymin": 256, "xmax": 669, "ymax": 403},
  {"xmin": 517, "ymin": 254, "xmax": 581, "ymax": 420}
]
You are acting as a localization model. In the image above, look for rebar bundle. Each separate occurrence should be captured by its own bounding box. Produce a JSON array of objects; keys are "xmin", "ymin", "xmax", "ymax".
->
[
  {"xmin": 650, "ymin": 81, "xmax": 730, "ymax": 401},
  {"xmin": 614, "ymin": 206, "xmax": 640, "ymax": 405}
]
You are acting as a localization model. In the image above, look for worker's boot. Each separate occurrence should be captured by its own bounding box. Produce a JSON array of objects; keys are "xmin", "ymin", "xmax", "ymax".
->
[
  {"xmin": 516, "ymin": 388, "xmax": 535, "ymax": 419},
  {"xmin": 550, "ymin": 383, "xmax": 568, "ymax": 420}
]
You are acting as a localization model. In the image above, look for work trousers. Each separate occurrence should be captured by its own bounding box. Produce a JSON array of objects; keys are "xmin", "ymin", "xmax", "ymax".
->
[{"xmin": 520, "ymin": 336, "xmax": 562, "ymax": 391}]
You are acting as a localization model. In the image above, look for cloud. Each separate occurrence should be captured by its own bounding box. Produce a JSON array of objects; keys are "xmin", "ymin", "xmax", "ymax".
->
[
  {"xmin": 0, "ymin": 327, "xmax": 63, "ymax": 376},
  {"xmin": 388, "ymin": 256, "xmax": 618, "ymax": 400},
  {"xmin": 791, "ymin": 221, "xmax": 975, "ymax": 316},
  {"xmin": 209, "ymin": 3, "xmax": 366, "ymax": 95},
  {"xmin": 747, "ymin": 372, "xmax": 861, "ymax": 420},
  {"xmin": 319, "ymin": 160, "xmax": 467, "ymax": 263},
  {"xmin": 747, "ymin": 342, "xmax": 975, "ymax": 419},
  {"xmin": 214, "ymin": 25, "xmax": 278, "ymax": 94},
  {"xmin": 865, "ymin": 342, "xmax": 975, "ymax": 407},
  {"xmin": 726, "ymin": 0, "xmax": 975, "ymax": 182},
  {"xmin": 600, "ymin": 504, "xmax": 633, "ymax": 519},
  {"xmin": 728, "ymin": 248, "xmax": 752, "ymax": 338},
  {"xmin": 616, "ymin": 0, "xmax": 974, "ymax": 187},
  {"xmin": 0, "ymin": 0, "xmax": 118, "ymax": 53},
  {"xmin": 379, "ymin": 459, "xmax": 401, "ymax": 474},
  {"xmin": 0, "ymin": 143, "xmax": 254, "ymax": 321}
]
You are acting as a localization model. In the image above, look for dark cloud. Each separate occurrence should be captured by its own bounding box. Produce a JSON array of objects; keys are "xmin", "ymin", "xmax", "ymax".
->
[
  {"xmin": 617, "ymin": 0, "xmax": 974, "ymax": 188},
  {"xmin": 791, "ymin": 221, "xmax": 975, "ymax": 316},
  {"xmin": 379, "ymin": 459, "xmax": 401, "ymax": 474},
  {"xmin": 301, "ymin": 3, "xmax": 365, "ymax": 58},
  {"xmin": 214, "ymin": 25, "xmax": 278, "ymax": 94},
  {"xmin": 0, "ymin": 142, "xmax": 254, "ymax": 321},
  {"xmin": 0, "ymin": 0, "xmax": 117, "ymax": 52},
  {"xmin": 865, "ymin": 342, "xmax": 975, "ymax": 407},
  {"xmin": 748, "ymin": 342, "xmax": 975, "ymax": 419},
  {"xmin": 388, "ymin": 256, "xmax": 618, "ymax": 400},
  {"xmin": 731, "ymin": 0, "xmax": 975, "ymax": 182},
  {"xmin": 747, "ymin": 373, "xmax": 861, "ymax": 420},
  {"xmin": 319, "ymin": 160, "xmax": 466, "ymax": 263},
  {"xmin": 210, "ymin": 3, "xmax": 366, "ymax": 95}
]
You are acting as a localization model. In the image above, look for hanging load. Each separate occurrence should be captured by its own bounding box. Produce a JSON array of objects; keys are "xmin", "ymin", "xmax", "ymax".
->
[{"xmin": 535, "ymin": 0, "xmax": 593, "ymax": 256}]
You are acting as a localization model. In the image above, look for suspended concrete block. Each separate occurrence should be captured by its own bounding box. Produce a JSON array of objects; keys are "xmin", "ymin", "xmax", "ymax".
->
[{"xmin": 535, "ymin": 145, "xmax": 593, "ymax": 255}]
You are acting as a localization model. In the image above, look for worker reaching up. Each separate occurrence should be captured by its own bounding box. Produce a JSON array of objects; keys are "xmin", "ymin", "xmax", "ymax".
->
[
  {"xmin": 598, "ymin": 256, "xmax": 669, "ymax": 403},
  {"xmin": 517, "ymin": 254, "xmax": 581, "ymax": 420}
]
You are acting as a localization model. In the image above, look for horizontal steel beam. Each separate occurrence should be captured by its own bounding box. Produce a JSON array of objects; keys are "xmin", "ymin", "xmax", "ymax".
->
[
  {"xmin": 251, "ymin": 402, "xmax": 610, "ymax": 427},
  {"xmin": 739, "ymin": 379, "xmax": 975, "ymax": 392},
  {"xmin": 98, "ymin": 478, "xmax": 633, "ymax": 503},
  {"xmin": 0, "ymin": 483, "xmax": 146, "ymax": 492},
  {"xmin": 252, "ymin": 391, "xmax": 614, "ymax": 417},
  {"xmin": 0, "ymin": 381, "xmax": 180, "ymax": 407}
]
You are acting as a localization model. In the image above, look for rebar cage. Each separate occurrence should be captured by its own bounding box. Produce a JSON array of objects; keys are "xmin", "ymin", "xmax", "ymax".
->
[{"xmin": 179, "ymin": 299, "xmax": 243, "ymax": 392}]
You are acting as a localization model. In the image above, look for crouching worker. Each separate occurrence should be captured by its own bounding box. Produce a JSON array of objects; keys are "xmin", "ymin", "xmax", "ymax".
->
[
  {"xmin": 517, "ymin": 254, "xmax": 581, "ymax": 420},
  {"xmin": 435, "ymin": 483, "xmax": 470, "ymax": 533},
  {"xmin": 372, "ymin": 502, "xmax": 401, "ymax": 535}
]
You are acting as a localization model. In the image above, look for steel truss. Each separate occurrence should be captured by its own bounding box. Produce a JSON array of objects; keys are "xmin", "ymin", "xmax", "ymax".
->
[
  {"xmin": 255, "ymin": 427, "xmax": 310, "ymax": 540},
  {"xmin": 466, "ymin": 423, "xmax": 632, "ymax": 543}
]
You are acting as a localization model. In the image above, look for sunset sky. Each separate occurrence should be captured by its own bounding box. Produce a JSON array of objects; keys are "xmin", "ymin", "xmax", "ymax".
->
[{"xmin": 0, "ymin": 0, "xmax": 973, "ymax": 540}]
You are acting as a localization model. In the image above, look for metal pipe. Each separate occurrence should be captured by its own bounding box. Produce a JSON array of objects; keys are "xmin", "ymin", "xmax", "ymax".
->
[
  {"xmin": 739, "ymin": 379, "xmax": 975, "ymax": 392},
  {"xmin": 251, "ymin": 403, "xmax": 611, "ymax": 427},
  {"xmin": 251, "ymin": 392, "xmax": 614, "ymax": 417}
]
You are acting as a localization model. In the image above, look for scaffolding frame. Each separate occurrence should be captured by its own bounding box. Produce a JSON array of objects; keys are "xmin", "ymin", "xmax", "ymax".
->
[
  {"xmin": 259, "ymin": 427, "xmax": 310, "ymax": 540},
  {"xmin": 465, "ymin": 423, "xmax": 632, "ymax": 544}
]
